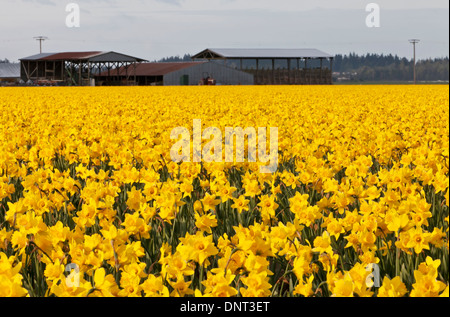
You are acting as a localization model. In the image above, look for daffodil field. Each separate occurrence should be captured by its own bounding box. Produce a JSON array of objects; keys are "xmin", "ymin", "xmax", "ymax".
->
[{"xmin": 0, "ymin": 85, "xmax": 448, "ymax": 297}]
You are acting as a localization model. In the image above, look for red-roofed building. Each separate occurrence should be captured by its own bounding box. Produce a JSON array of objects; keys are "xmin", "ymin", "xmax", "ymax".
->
[
  {"xmin": 19, "ymin": 51, "xmax": 147, "ymax": 86},
  {"xmin": 95, "ymin": 61, "xmax": 254, "ymax": 86}
]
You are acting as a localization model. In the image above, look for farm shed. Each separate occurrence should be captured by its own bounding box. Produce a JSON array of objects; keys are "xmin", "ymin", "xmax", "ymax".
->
[
  {"xmin": 0, "ymin": 63, "xmax": 20, "ymax": 84},
  {"xmin": 95, "ymin": 61, "xmax": 254, "ymax": 86},
  {"xmin": 192, "ymin": 48, "xmax": 334, "ymax": 85},
  {"xmin": 19, "ymin": 51, "xmax": 147, "ymax": 86}
]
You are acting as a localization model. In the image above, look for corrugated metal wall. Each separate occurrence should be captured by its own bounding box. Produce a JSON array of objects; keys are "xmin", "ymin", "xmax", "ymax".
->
[
  {"xmin": 163, "ymin": 61, "xmax": 254, "ymax": 86},
  {"xmin": 0, "ymin": 64, "xmax": 20, "ymax": 79}
]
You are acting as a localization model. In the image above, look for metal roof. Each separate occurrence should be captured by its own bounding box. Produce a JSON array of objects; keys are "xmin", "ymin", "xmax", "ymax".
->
[
  {"xmin": 88, "ymin": 52, "xmax": 148, "ymax": 63},
  {"xmin": 20, "ymin": 51, "xmax": 147, "ymax": 62},
  {"xmin": 192, "ymin": 48, "xmax": 333, "ymax": 59},
  {"xmin": 97, "ymin": 62, "xmax": 206, "ymax": 77},
  {"xmin": 19, "ymin": 53, "xmax": 56, "ymax": 61},
  {"xmin": 40, "ymin": 51, "xmax": 103, "ymax": 61},
  {"xmin": 0, "ymin": 63, "xmax": 20, "ymax": 78}
]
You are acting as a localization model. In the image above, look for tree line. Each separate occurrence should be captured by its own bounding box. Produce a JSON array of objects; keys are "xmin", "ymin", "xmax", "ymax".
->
[
  {"xmin": 155, "ymin": 54, "xmax": 192, "ymax": 63},
  {"xmin": 333, "ymin": 53, "xmax": 449, "ymax": 82}
]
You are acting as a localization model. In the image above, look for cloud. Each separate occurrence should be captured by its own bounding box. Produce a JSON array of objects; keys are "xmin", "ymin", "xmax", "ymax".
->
[
  {"xmin": 22, "ymin": 0, "xmax": 56, "ymax": 5},
  {"xmin": 154, "ymin": 0, "xmax": 184, "ymax": 6}
]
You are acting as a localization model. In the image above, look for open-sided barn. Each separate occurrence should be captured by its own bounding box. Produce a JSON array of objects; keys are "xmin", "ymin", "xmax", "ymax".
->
[
  {"xmin": 19, "ymin": 51, "xmax": 147, "ymax": 86},
  {"xmin": 192, "ymin": 48, "xmax": 334, "ymax": 85}
]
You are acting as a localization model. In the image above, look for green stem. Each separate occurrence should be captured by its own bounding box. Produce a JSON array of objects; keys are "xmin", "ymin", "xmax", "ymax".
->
[
  {"xmin": 414, "ymin": 253, "xmax": 420, "ymax": 271},
  {"xmin": 199, "ymin": 263, "xmax": 204, "ymax": 292},
  {"xmin": 395, "ymin": 246, "xmax": 400, "ymax": 278}
]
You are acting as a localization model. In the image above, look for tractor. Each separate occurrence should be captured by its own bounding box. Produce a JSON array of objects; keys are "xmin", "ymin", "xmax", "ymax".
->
[{"xmin": 199, "ymin": 72, "xmax": 216, "ymax": 86}]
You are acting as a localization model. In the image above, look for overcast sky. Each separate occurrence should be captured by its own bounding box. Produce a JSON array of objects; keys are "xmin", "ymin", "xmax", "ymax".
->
[{"xmin": 1, "ymin": 0, "xmax": 448, "ymax": 62}]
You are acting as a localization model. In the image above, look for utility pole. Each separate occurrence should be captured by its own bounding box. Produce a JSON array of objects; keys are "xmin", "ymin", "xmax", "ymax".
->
[
  {"xmin": 409, "ymin": 39, "xmax": 420, "ymax": 85},
  {"xmin": 34, "ymin": 36, "xmax": 48, "ymax": 54}
]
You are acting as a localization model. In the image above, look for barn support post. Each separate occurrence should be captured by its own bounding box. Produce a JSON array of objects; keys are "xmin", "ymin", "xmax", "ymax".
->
[
  {"xmin": 330, "ymin": 57, "xmax": 333, "ymax": 84},
  {"xmin": 22, "ymin": 62, "xmax": 29, "ymax": 81},
  {"xmin": 63, "ymin": 61, "xmax": 67, "ymax": 84},
  {"xmin": 308, "ymin": 59, "xmax": 312, "ymax": 84},
  {"xmin": 304, "ymin": 58, "xmax": 307, "ymax": 84},
  {"xmin": 117, "ymin": 62, "xmax": 120, "ymax": 84},
  {"xmin": 73, "ymin": 62, "xmax": 75, "ymax": 84},
  {"xmin": 31, "ymin": 63, "xmax": 37, "ymax": 79},
  {"xmin": 256, "ymin": 59, "xmax": 259, "ymax": 85},
  {"xmin": 294, "ymin": 60, "xmax": 297, "ymax": 84},
  {"xmin": 272, "ymin": 59, "xmax": 275, "ymax": 85},
  {"xmin": 21, "ymin": 62, "xmax": 26, "ymax": 81},
  {"xmin": 107, "ymin": 62, "xmax": 111, "ymax": 85},
  {"xmin": 88, "ymin": 61, "xmax": 91, "ymax": 85},
  {"xmin": 287, "ymin": 59, "xmax": 291, "ymax": 84},
  {"xmin": 98, "ymin": 62, "xmax": 103, "ymax": 83},
  {"xmin": 320, "ymin": 58, "xmax": 323, "ymax": 84},
  {"xmin": 78, "ymin": 61, "xmax": 82, "ymax": 86},
  {"xmin": 120, "ymin": 62, "xmax": 124, "ymax": 83}
]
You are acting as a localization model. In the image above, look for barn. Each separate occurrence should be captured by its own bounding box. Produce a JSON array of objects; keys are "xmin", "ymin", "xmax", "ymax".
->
[
  {"xmin": 192, "ymin": 48, "xmax": 334, "ymax": 85},
  {"xmin": 19, "ymin": 51, "xmax": 147, "ymax": 86},
  {"xmin": 95, "ymin": 61, "xmax": 254, "ymax": 86}
]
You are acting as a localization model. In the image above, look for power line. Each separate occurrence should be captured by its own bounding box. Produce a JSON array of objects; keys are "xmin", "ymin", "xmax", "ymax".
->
[
  {"xmin": 33, "ymin": 36, "xmax": 48, "ymax": 54},
  {"xmin": 409, "ymin": 39, "xmax": 420, "ymax": 84}
]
